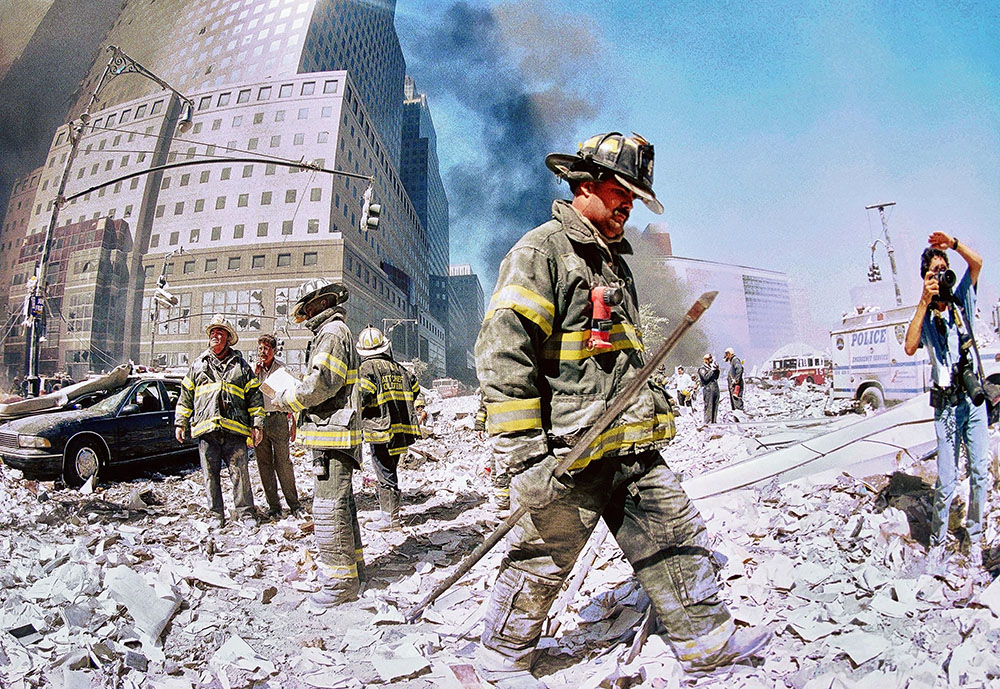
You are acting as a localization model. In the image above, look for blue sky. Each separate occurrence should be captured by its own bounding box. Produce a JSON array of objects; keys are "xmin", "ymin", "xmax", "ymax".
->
[{"xmin": 397, "ymin": 1, "xmax": 1000, "ymax": 333}]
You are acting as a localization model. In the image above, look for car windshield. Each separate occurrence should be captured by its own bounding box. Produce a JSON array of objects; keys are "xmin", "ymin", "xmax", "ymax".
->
[{"xmin": 88, "ymin": 385, "xmax": 133, "ymax": 414}]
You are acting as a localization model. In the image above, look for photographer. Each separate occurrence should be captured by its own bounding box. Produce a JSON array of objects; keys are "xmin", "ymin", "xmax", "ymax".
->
[{"xmin": 904, "ymin": 231, "xmax": 988, "ymax": 572}]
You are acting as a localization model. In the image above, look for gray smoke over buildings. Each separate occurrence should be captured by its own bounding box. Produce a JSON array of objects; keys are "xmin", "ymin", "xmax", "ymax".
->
[{"xmin": 398, "ymin": 1, "xmax": 603, "ymax": 291}]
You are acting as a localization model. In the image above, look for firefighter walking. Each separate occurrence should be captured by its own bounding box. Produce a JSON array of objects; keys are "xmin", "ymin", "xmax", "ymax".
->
[
  {"xmin": 277, "ymin": 279, "xmax": 364, "ymax": 607},
  {"xmin": 474, "ymin": 132, "xmax": 769, "ymax": 686},
  {"xmin": 724, "ymin": 347, "xmax": 745, "ymax": 415},
  {"xmin": 355, "ymin": 325, "xmax": 427, "ymax": 531}
]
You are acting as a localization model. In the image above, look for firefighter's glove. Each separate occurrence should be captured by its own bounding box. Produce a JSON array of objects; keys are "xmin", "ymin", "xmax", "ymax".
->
[{"xmin": 511, "ymin": 454, "xmax": 574, "ymax": 509}]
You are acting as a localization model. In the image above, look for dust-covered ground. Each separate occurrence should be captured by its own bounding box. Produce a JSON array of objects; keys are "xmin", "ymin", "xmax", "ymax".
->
[{"xmin": 2, "ymin": 384, "xmax": 1000, "ymax": 688}]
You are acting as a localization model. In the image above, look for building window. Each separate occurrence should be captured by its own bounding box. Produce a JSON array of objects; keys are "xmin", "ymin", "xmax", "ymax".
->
[
  {"xmin": 307, "ymin": 219, "xmax": 319, "ymax": 234},
  {"xmin": 194, "ymin": 199, "xmax": 205, "ymax": 212},
  {"xmin": 174, "ymin": 202, "xmax": 184, "ymax": 215},
  {"xmin": 275, "ymin": 110, "xmax": 285, "ymax": 122},
  {"xmin": 270, "ymin": 135, "xmax": 281, "ymax": 148},
  {"xmin": 228, "ymin": 256, "xmax": 240, "ymax": 270},
  {"xmin": 324, "ymin": 79, "xmax": 338, "ymax": 94},
  {"xmin": 258, "ymin": 86, "xmax": 271, "ymax": 101},
  {"xmin": 310, "ymin": 187, "xmax": 322, "ymax": 202},
  {"xmin": 254, "ymin": 112, "xmax": 264, "ymax": 125},
  {"xmin": 261, "ymin": 191, "xmax": 272, "ymax": 205},
  {"xmin": 211, "ymin": 226, "xmax": 222, "ymax": 241},
  {"xmin": 199, "ymin": 95, "xmax": 212, "ymax": 110},
  {"xmin": 190, "ymin": 228, "xmax": 200, "ymax": 243},
  {"xmin": 257, "ymin": 222, "xmax": 268, "ymax": 237},
  {"xmin": 233, "ymin": 115, "xmax": 242, "ymax": 127},
  {"xmin": 277, "ymin": 253, "xmax": 291, "ymax": 267},
  {"xmin": 169, "ymin": 231, "xmax": 179, "ymax": 245},
  {"xmin": 285, "ymin": 189, "xmax": 296, "ymax": 203},
  {"xmin": 200, "ymin": 170, "xmax": 210, "ymax": 183},
  {"xmin": 298, "ymin": 108, "xmax": 308, "ymax": 120},
  {"xmin": 151, "ymin": 100, "xmax": 164, "ymax": 114},
  {"xmin": 282, "ymin": 220, "xmax": 293, "ymax": 235},
  {"xmin": 237, "ymin": 89, "xmax": 250, "ymax": 103},
  {"xmin": 162, "ymin": 177, "xmax": 171, "ymax": 189},
  {"xmin": 206, "ymin": 258, "xmax": 218, "ymax": 272},
  {"xmin": 216, "ymin": 196, "xmax": 226, "ymax": 210},
  {"xmin": 183, "ymin": 260, "xmax": 195, "ymax": 274},
  {"xmin": 303, "ymin": 252, "xmax": 317, "ymax": 266},
  {"xmin": 218, "ymin": 92, "xmax": 231, "ymax": 106},
  {"xmin": 155, "ymin": 205, "xmax": 165, "ymax": 218},
  {"xmin": 150, "ymin": 234, "xmax": 160, "ymax": 248},
  {"xmin": 243, "ymin": 164, "xmax": 254, "ymax": 178},
  {"xmin": 301, "ymin": 82, "xmax": 315, "ymax": 95},
  {"xmin": 252, "ymin": 255, "xmax": 265, "ymax": 269},
  {"xmin": 248, "ymin": 137, "xmax": 258, "ymax": 150},
  {"xmin": 294, "ymin": 133, "xmax": 304, "ymax": 145},
  {"xmin": 221, "ymin": 167, "xmax": 231, "ymax": 180},
  {"xmin": 317, "ymin": 131, "xmax": 329, "ymax": 143},
  {"xmin": 279, "ymin": 83, "xmax": 293, "ymax": 98},
  {"xmin": 234, "ymin": 224, "xmax": 245, "ymax": 239},
  {"xmin": 265, "ymin": 163, "xmax": 276, "ymax": 175},
  {"xmin": 238, "ymin": 194, "xmax": 248, "ymax": 207}
]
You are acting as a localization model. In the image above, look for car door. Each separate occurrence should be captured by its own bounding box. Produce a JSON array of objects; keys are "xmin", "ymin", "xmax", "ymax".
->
[
  {"xmin": 157, "ymin": 379, "xmax": 196, "ymax": 457},
  {"xmin": 115, "ymin": 381, "xmax": 171, "ymax": 464}
]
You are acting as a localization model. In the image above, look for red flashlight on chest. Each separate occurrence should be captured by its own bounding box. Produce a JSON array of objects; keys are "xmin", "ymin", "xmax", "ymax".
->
[{"xmin": 588, "ymin": 284, "xmax": 625, "ymax": 350}]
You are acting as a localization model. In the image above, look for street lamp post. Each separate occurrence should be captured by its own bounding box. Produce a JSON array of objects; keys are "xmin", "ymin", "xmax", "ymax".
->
[{"xmin": 25, "ymin": 45, "xmax": 193, "ymax": 396}]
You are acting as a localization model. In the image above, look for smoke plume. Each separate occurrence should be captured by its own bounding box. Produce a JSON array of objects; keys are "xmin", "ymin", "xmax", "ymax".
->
[{"xmin": 399, "ymin": 1, "xmax": 604, "ymax": 292}]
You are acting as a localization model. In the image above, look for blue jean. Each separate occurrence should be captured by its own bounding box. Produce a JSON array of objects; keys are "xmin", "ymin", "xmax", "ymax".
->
[
  {"xmin": 198, "ymin": 430, "xmax": 255, "ymax": 518},
  {"xmin": 931, "ymin": 396, "xmax": 989, "ymax": 547}
]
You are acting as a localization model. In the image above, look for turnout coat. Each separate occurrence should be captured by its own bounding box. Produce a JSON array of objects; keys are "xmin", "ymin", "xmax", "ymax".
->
[
  {"xmin": 176, "ymin": 348, "xmax": 265, "ymax": 439},
  {"xmin": 357, "ymin": 354, "xmax": 425, "ymax": 456},
  {"xmin": 475, "ymin": 200, "xmax": 676, "ymax": 474}
]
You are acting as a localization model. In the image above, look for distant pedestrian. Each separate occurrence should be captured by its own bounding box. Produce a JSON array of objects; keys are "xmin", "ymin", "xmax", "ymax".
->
[
  {"xmin": 724, "ymin": 348, "xmax": 745, "ymax": 416},
  {"xmin": 698, "ymin": 353, "xmax": 720, "ymax": 424},
  {"xmin": 175, "ymin": 315, "xmax": 265, "ymax": 529},
  {"xmin": 254, "ymin": 333, "xmax": 300, "ymax": 520},
  {"xmin": 674, "ymin": 366, "xmax": 695, "ymax": 409},
  {"xmin": 9, "ymin": 376, "xmax": 21, "ymax": 395},
  {"xmin": 355, "ymin": 325, "xmax": 427, "ymax": 530}
]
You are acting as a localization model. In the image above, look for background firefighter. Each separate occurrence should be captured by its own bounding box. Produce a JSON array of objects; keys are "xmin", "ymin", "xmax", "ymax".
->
[
  {"xmin": 474, "ymin": 132, "xmax": 769, "ymax": 686},
  {"xmin": 698, "ymin": 353, "xmax": 721, "ymax": 425},
  {"xmin": 724, "ymin": 347, "xmax": 745, "ymax": 415},
  {"xmin": 175, "ymin": 315, "xmax": 264, "ymax": 529},
  {"xmin": 276, "ymin": 279, "xmax": 364, "ymax": 607},
  {"xmin": 355, "ymin": 325, "xmax": 427, "ymax": 531}
]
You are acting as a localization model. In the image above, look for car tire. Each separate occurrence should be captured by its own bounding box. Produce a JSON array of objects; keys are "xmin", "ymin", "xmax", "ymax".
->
[
  {"xmin": 64, "ymin": 438, "xmax": 104, "ymax": 488},
  {"xmin": 859, "ymin": 387, "xmax": 884, "ymax": 411}
]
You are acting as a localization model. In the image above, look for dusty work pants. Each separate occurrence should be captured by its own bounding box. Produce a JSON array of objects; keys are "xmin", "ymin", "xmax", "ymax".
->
[
  {"xmin": 198, "ymin": 430, "xmax": 255, "ymax": 518},
  {"xmin": 255, "ymin": 412, "xmax": 299, "ymax": 513},
  {"xmin": 370, "ymin": 442, "xmax": 402, "ymax": 491},
  {"xmin": 702, "ymin": 385, "xmax": 719, "ymax": 424},
  {"xmin": 931, "ymin": 396, "xmax": 990, "ymax": 547},
  {"xmin": 480, "ymin": 450, "xmax": 734, "ymax": 670},
  {"xmin": 312, "ymin": 449, "xmax": 363, "ymax": 588}
]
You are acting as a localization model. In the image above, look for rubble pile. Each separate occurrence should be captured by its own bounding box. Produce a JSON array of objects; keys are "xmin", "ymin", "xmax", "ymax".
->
[{"xmin": 1, "ymin": 385, "xmax": 999, "ymax": 688}]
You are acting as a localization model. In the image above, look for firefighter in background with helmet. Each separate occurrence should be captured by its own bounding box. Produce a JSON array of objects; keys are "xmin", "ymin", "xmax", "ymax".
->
[
  {"xmin": 355, "ymin": 325, "xmax": 427, "ymax": 531},
  {"xmin": 276, "ymin": 278, "xmax": 364, "ymax": 607},
  {"xmin": 474, "ymin": 132, "xmax": 769, "ymax": 685}
]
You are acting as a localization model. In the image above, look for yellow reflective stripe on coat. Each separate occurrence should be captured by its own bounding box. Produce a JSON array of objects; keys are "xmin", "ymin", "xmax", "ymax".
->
[
  {"xmin": 674, "ymin": 618, "xmax": 735, "ymax": 661},
  {"xmin": 247, "ymin": 406, "xmax": 265, "ymax": 419},
  {"xmin": 314, "ymin": 352, "xmax": 348, "ymax": 380},
  {"xmin": 298, "ymin": 428, "xmax": 362, "ymax": 447},
  {"xmin": 286, "ymin": 390, "xmax": 306, "ymax": 412},
  {"xmin": 543, "ymin": 323, "xmax": 644, "ymax": 361},
  {"xmin": 191, "ymin": 416, "xmax": 252, "ymax": 437},
  {"xmin": 175, "ymin": 405, "xmax": 193, "ymax": 419},
  {"xmin": 567, "ymin": 413, "xmax": 676, "ymax": 471},
  {"xmin": 486, "ymin": 397, "xmax": 542, "ymax": 433},
  {"xmin": 358, "ymin": 378, "xmax": 378, "ymax": 394},
  {"xmin": 244, "ymin": 379, "xmax": 260, "ymax": 393},
  {"xmin": 181, "ymin": 377, "xmax": 195, "ymax": 391},
  {"xmin": 376, "ymin": 389, "xmax": 414, "ymax": 405},
  {"xmin": 364, "ymin": 429, "xmax": 391, "ymax": 443},
  {"xmin": 485, "ymin": 285, "xmax": 555, "ymax": 337},
  {"xmin": 387, "ymin": 445, "xmax": 409, "ymax": 456},
  {"xmin": 193, "ymin": 381, "xmax": 246, "ymax": 399}
]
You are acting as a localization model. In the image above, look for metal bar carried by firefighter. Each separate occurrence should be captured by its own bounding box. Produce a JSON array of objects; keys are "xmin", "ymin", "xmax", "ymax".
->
[{"xmin": 405, "ymin": 290, "xmax": 718, "ymax": 623}]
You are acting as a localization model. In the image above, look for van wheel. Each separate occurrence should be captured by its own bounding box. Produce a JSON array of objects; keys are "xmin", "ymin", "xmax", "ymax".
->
[
  {"xmin": 64, "ymin": 439, "xmax": 103, "ymax": 488},
  {"xmin": 859, "ymin": 387, "xmax": 884, "ymax": 411}
]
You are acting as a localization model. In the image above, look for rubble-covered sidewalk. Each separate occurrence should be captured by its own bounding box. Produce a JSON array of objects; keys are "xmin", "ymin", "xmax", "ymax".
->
[{"xmin": 2, "ymin": 385, "xmax": 999, "ymax": 688}]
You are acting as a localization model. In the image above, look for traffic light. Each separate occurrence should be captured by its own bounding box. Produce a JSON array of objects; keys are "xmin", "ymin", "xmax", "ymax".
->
[
  {"xmin": 153, "ymin": 277, "xmax": 178, "ymax": 309},
  {"xmin": 867, "ymin": 263, "xmax": 882, "ymax": 282},
  {"xmin": 359, "ymin": 181, "xmax": 381, "ymax": 231}
]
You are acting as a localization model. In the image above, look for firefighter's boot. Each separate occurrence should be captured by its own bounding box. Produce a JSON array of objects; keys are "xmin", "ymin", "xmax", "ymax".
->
[
  {"xmin": 309, "ymin": 497, "xmax": 360, "ymax": 609},
  {"xmin": 371, "ymin": 487, "xmax": 401, "ymax": 532},
  {"xmin": 681, "ymin": 625, "xmax": 771, "ymax": 675}
]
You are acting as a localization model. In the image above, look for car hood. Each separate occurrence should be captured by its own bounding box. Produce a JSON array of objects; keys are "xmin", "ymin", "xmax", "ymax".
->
[{"xmin": 1, "ymin": 406, "xmax": 110, "ymax": 436}]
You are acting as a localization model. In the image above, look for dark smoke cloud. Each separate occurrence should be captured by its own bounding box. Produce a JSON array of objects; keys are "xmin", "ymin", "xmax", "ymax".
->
[
  {"xmin": 0, "ymin": 0, "xmax": 118, "ymax": 212},
  {"xmin": 399, "ymin": 1, "xmax": 603, "ymax": 292}
]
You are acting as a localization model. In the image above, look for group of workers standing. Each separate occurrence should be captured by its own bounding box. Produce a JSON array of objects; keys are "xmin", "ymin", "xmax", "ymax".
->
[
  {"xmin": 663, "ymin": 346, "xmax": 744, "ymax": 426},
  {"xmin": 174, "ymin": 278, "xmax": 425, "ymax": 606}
]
